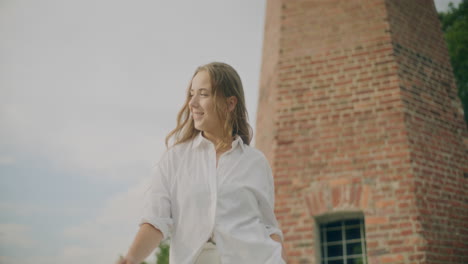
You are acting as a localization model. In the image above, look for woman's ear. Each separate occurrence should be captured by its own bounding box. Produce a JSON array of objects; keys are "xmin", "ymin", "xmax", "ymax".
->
[{"xmin": 227, "ymin": 96, "xmax": 238, "ymax": 112}]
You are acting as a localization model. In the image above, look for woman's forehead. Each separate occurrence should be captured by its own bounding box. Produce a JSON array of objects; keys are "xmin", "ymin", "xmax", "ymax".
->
[{"xmin": 191, "ymin": 71, "xmax": 212, "ymax": 90}]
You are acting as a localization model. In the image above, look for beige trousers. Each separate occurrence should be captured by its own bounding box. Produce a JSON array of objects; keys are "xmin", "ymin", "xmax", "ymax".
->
[{"xmin": 194, "ymin": 242, "xmax": 221, "ymax": 264}]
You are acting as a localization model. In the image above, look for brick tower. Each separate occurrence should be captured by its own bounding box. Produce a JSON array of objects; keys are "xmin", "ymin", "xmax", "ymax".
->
[{"xmin": 256, "ymin": 1, "xmax": 468, "ymax": 264}]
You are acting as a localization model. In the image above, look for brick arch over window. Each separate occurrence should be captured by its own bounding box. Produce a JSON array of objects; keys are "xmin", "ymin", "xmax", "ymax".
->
[{"xmin": 304, "ymin": 181, "xmax": 372, "ymax": 217}]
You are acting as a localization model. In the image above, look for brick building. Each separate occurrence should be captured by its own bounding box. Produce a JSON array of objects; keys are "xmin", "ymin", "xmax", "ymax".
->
[{"xmin": 255, "ymin": 1, "xmax": 468, "ymax": 263}]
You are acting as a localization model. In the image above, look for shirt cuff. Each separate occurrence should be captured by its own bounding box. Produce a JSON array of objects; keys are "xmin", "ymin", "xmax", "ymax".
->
[{"xmin": 139, "ymin": 217, "xmax": 173, "ymax": 241}]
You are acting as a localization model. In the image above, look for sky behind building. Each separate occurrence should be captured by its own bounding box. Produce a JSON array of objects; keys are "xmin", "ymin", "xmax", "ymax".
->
[{"xmin": 0, "ymin": 0, "xmax": 461, "ymax": 263}]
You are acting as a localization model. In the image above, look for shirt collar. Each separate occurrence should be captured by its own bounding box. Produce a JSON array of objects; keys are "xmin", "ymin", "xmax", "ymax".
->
[{"xmin": 192, "ymin": 131, "xmax": 245, "ymax": 151}]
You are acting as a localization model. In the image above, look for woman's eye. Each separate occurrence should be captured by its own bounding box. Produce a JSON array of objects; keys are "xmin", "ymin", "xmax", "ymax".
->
[{"xmin": 200, "ymin": 94, "xmax": 208, "ymax": 97}]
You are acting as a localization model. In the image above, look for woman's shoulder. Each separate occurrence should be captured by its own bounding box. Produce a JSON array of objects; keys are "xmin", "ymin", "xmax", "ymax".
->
[
  {"xmin": 156, "ymin": 138, "xmax": 195, "ymax": 166},
  {"xmin": 241, "ymin": 145, "xmax": 269, "ymax": 164},
  {"xmin": 165, "ymin": 140, "xmax": 193, "ymax": 158},
  {"xmin": 168, "ymin": 140, "xmax": 192, "ymax": 153},
  {"xmin": 239, "ymin": 145, "xmax": 273, "ymax": 178}
]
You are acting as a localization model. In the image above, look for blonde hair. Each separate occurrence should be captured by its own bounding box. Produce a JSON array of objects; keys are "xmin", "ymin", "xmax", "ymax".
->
[{"xmin": 165, "ymin": 62, "xmax": 252, "ymax": 150}]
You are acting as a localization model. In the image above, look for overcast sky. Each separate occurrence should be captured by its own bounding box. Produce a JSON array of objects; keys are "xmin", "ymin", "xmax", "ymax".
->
[{"xmin": 0, "ymin": 0, "xmax": 462, "ymax": 263}]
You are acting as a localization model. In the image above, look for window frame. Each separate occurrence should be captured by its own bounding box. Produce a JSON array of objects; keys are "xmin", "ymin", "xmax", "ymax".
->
[{"xmin": 315, "ymin": 212, "xmax": 368, "ymax": 264}]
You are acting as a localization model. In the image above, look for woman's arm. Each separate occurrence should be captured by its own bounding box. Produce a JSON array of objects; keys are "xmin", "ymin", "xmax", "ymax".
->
[
  {"xmin": 255, "ymin": 154, "xmax": 286, "ymax": 261},
  {"xmin": 117, "ymin": 223, "xmax": 164, "ymax": 264}
]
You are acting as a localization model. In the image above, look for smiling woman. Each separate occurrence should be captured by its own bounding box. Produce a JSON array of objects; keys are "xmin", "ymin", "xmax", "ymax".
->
[
  {"xmin": 116, "ymin": 62, "xmax": 286, "ymax": 264},
  {"xmin": 189, "ymin": 71, "xmax": 226, "ymax": 145},
  {"xmin": 166, "ymin": 62, "xmax": 252, "ymax": 153}
]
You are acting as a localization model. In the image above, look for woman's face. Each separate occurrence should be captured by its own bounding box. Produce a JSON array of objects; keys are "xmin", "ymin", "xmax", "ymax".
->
[{"xmin": 189, "ymin": 70, "xmax": 223, "ymax": 137}]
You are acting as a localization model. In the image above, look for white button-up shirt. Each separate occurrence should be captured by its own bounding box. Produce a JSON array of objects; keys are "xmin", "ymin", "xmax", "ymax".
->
[{"xmin": 140, "ymin": 132, "xmax": 285, "ymax": 264}]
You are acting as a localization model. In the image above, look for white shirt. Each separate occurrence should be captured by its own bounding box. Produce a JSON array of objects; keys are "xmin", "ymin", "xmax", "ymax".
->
[{"xmin": 140, "ymin": 132, "xmax": 285, "ymax": 264}]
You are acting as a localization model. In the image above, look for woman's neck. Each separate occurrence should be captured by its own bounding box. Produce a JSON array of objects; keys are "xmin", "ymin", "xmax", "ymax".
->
[{"xmin": 202, "ymin": 131, "xmax": 233, "ymax": 152}]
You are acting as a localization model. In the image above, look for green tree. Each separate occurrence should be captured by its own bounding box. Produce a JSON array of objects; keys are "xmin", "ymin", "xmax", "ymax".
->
[
  {"xmin": 155, "ymin": 242, "xmax": 170, "ymax": 264},
  {"xmin": 439, "ymin": 0, "xmax": 468, "ymax": 126}
]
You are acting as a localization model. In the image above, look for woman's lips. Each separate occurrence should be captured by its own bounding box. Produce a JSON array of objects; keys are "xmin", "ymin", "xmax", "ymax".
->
[{"xmin": 192, "ymin": 112, "xmax": 204, "ymax": 120}]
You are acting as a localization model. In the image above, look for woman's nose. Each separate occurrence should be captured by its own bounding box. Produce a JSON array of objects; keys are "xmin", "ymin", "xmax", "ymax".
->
[{"xmin": 189, "ymin": 95, "xmax": 198, "ymax": 107}]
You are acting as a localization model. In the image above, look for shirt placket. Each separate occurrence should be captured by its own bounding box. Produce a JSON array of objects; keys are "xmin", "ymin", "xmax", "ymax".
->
[
  {"xmin": 192, "ymin": 144, "xmax": 219, "ymax": 263},
  {"xmin": 206, "ymin": 140, "xmax": 238, "ymax": 244},
  {"xmin": 208, "ymin": 144, "xmax": 218, "ymax": 243}
]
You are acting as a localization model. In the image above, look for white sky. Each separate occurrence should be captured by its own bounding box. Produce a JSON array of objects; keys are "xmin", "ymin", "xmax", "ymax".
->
[{"xmin": 0, "ymin": 0, "xmax": 461, "ymax": 263}]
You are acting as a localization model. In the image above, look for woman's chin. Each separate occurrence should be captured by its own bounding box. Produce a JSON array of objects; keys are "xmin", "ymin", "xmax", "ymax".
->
[{"xmin": 193, "ymin": 123, "xmax": 204, "ymax": 131}]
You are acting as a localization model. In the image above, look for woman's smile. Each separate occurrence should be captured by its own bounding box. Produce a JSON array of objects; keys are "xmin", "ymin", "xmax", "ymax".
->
[{"xmin": 192, "ymin": 111, "xmax": 204, "ymax": 120}]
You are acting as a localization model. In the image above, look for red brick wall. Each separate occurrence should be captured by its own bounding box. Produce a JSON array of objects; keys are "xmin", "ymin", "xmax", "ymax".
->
[
  {"xmin": 255, "ymin": 0, "xmax": 467, "ymax": 263},
  {"xmin": 385, "ymin": 1, "xmax": 468, "ymax": 263}
]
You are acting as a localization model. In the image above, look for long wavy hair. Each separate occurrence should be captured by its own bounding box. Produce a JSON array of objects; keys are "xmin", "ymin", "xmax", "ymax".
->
[{"xmin": 165, "ymin": 62, "xmax": 253, "ymax": 150}]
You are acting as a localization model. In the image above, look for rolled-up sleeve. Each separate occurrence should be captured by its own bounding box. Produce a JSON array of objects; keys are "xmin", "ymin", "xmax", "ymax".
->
[
  {"xmin": 140, "ymin": 155, "xmax": 173, "ymax": 240},
  {"xmin": 258, "ymin": 156, "xmax": 284, "ymax": 241}
]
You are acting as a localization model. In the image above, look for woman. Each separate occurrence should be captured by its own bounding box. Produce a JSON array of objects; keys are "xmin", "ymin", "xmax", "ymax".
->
[{"xmin": 117, "ymin": 62, "xmax": 285, "ymax": 264}]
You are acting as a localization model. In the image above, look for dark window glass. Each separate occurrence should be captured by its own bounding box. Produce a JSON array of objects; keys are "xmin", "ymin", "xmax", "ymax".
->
[
  {"xmin": 326, "ymin": 221, "xmax": 342, "ymax": 228},
  {"xmin": 348, "ymin": 257, "xmax": 364, "ymax": 264},
  {"xmin": 329, "ymin": 260, "xmax": 344, "ymax": 264},
  {"xmin": 345, "ymin": 219, "xmax": 360, "ymax": 226},
  {"xmin": 345, "ymin": 227, "xmax": 361, "ymax": 240},
  {"xmin": 327, "ymin": 229, "xmax": 342, "ymax": 242},
  {"xmin": 346, "ymin": 242, "xmax": 362, "ymax": 255},
  {"xmin": 327, "ymin": 244, "xmax": 343, "ymax": 257}
]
